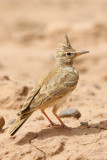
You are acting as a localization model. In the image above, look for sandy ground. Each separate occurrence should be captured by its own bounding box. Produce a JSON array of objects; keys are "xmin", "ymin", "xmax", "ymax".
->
[{"xmin": 0, "ymin": 0, "xmax": 107, "ymax": 159}]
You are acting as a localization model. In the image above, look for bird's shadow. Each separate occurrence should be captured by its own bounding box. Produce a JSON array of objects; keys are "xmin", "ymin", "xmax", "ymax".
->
[{"xmin": 16, "ymin": 120, "xmax": 107, "ymax": 145}]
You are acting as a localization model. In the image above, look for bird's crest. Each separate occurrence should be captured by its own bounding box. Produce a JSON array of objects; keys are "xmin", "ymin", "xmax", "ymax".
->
[{"xmin": 57, "ymin": 34, "xmax": 75, "ymax": 52}]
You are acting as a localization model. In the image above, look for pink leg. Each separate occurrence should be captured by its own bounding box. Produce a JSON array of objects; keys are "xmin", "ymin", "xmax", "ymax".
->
[
  {"xmin": 53, "ymin": 112, "xmax": 66, "ymax": 127},
  {"xmin": 52, "ymin": 106, "xmax": 69, "ymax": 129},
  {"xmin": 41, "ymin": 110, "xmax": 62, "ymax": 127},
  {"xmin": 41, "ymin": 110, "xmax": 54, "ymax": 126}
]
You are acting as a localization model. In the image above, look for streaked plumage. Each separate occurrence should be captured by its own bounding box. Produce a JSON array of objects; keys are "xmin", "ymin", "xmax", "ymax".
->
[{"xmin": 8, "ymin": 34, "xmax": 89, "ymax": 136}]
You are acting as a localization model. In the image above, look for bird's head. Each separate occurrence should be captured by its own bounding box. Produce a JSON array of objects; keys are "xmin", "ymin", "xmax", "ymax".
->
[{"xmin": 56, "ymin": 34, "xmax": 89, "ymax": 66}]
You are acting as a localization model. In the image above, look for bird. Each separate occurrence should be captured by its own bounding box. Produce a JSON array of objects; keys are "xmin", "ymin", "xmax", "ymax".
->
[{"xmin": 8, "ymin": 34, "xmax": 89, "ymax": 136}]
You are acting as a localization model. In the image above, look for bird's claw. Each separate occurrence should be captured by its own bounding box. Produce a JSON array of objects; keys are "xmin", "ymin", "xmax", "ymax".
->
[{"xmin": 47, "ymin": 123, "xmax": 71, "ymax": 130}]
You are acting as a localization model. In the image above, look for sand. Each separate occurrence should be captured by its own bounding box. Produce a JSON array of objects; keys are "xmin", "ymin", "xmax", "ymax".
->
[{"xmin": 0, "ymin": 0, "xmax": 107, "ymax": 159}]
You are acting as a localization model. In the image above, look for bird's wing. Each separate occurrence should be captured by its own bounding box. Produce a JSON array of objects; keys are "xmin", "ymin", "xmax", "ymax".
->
[
  {"xmin": 19, "ymin": 71, "xmax": 77, "ymax": 115},
  {"xmin": 18, "ymin": 83, "xmax": 42, "ymax": 115}
]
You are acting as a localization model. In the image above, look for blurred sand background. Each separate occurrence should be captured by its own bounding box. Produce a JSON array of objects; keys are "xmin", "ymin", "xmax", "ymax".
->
[{"xmin": 0, "ymin": 0, "xmax": 107, "ymax": 160}]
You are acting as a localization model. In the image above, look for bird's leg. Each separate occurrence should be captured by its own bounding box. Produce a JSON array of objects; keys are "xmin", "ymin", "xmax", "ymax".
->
[
  {"xmin": 52, "ymin": 106, "xmax": 68, "ymax": 128},
  {"xmin": 41, "ymin": 109, "xmax": 55, "ymax": 126}
]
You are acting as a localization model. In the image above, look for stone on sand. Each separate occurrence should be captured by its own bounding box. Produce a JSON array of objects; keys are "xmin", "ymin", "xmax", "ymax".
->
[
  {"xmin": 0, "ymin": 115, "xmax": 5, "ymax": 130},
  {"xmin": 59, "ymin": 108, "xmax": 81, "ymax": 119}
]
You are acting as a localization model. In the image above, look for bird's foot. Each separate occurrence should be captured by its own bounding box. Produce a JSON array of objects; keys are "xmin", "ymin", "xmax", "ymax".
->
[
  {"xmin": 47, "ymin": 123, "xmax": 71, "ymax": 129},
  {"xmin": 47, "ymin": 122, "xmax": 61, "ymax": 127}
]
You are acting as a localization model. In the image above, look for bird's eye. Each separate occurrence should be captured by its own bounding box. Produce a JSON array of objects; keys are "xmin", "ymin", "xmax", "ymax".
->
[{"xmin": 67, "ymin": 52, "xmax": 71, "ymax": 56}]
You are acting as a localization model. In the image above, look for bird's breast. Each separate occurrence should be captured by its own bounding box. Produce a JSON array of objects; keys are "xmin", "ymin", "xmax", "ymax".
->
[
  {"xmin": 72, "ymin": 67, "xmax": 79, "ymax": 78},
  {"xmin": 63, "ymin": 67, "xmax": 79, "ymax": 90},
  {"xmin": 67, "ymin": 67, "xmax": 79, "ymax": 82}
]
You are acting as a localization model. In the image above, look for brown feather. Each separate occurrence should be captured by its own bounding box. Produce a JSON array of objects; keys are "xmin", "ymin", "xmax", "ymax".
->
[{"xmin": 8, "ymin": 114, "xmax": 31, "ymax": 136}]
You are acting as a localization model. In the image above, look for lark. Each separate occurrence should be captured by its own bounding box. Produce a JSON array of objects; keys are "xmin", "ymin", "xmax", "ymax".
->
[{"xmin": 8, "ymin": 35, "xmax": 89, "ymax": 136}]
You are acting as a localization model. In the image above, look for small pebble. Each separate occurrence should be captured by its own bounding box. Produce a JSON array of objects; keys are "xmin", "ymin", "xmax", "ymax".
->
[
  {"xmin": 59, "ymin": 108, "xmax": 81, "ymax": 119},
  {"xmin": 36, "ymin": 115, "xmax": 44, "ymax": 120},
  {"xmin": 80, "ymin": 122, "xmax": 89, "ymax": 126},
  {"xmin": 7, "ymin": 119, "xmax": 16, "ymax": 125},
  {"xmin": 0, "ymin": 115, "xmax": 5, "ymax": 130}
]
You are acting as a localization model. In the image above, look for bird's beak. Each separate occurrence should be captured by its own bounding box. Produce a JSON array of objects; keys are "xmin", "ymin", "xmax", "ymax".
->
[{"xmin": 76, "ymin": 50, "xmax": 89, "ymax": 57}]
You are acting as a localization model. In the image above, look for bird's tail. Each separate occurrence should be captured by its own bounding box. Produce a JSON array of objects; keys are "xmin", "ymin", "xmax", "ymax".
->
[{"xmin": 8, "ymin": 113, "xmax": 31, "ymax": 136}]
